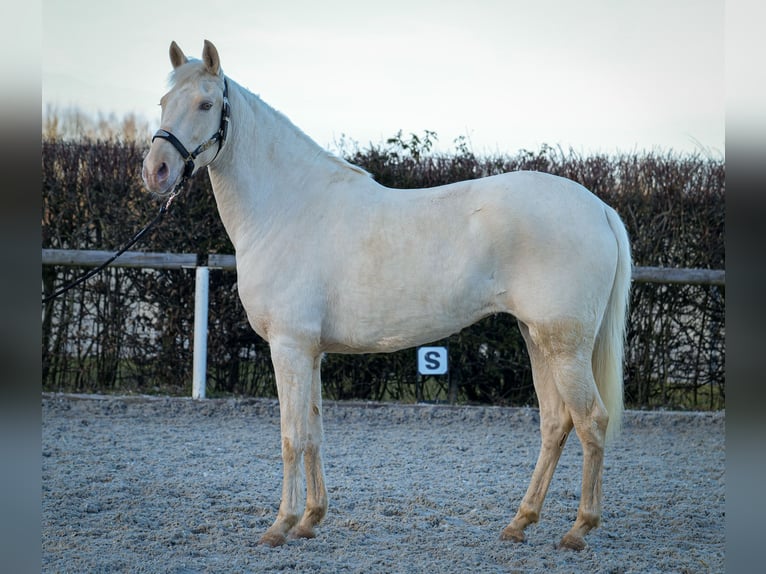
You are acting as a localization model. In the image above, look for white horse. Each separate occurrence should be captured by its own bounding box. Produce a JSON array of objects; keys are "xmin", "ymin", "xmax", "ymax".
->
[{"xmin": 142, "ymin": 40, "xmax": 631, "ymax": 551}]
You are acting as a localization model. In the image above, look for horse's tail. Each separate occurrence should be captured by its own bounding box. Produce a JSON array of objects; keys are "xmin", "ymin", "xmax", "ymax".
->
[{"xmin": 594, "ymin": 205, "xmax": 632, "ymax": 444}]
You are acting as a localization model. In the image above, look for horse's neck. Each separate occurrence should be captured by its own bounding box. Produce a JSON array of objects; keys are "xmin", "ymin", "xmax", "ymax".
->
[{"xmin": 207, "ymin": 81, "xmax": 355, "ymax": 250}]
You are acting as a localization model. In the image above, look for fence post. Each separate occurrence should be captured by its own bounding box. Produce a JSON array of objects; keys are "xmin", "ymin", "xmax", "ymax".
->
[{"xmin": 192, "ymin": 266, "xmax": 209, "ymax": 399}]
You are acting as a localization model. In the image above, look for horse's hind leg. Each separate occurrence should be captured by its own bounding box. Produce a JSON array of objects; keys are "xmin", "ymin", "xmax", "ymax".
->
[
  {"xmin": 501, "ymin": 321, "xmax": 574, "ymax": 543},
  {"xmin": 290, "ymin": 355, "xmax": 328, "ymax": 540},
  {"xmin": 555, "ymin": 355, "xmax": 609, "ymax": 550},
  {"xmin": 504, "ymin": 320, "xmax": 609, "ymax": 550}
]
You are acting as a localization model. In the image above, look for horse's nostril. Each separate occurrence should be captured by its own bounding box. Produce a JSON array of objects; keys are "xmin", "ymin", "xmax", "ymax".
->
[{"xmin": 158, "ymin": 162, "xmax": 169, "ymax": 180}]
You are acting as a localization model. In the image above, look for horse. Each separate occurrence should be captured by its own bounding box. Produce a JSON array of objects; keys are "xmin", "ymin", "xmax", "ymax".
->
[{"xmin": 142, "ymin": 40, "xmax": 631, "ymax": 551}]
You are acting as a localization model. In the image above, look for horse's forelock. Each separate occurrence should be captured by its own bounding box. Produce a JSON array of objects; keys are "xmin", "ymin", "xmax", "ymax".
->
[{"xmin": 167, "ymin": 59, "xmax": 223, "ymax": 89}]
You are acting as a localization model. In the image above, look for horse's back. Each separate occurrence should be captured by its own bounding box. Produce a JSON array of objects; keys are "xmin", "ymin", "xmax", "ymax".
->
[{"xmin": 312, "ymin": 170, "xmax": 621, "ymax": 352}]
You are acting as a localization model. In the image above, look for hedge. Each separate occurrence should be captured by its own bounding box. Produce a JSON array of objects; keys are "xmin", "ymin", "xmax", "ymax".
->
[{"xmin": 42, "ymin": 135, "xmax": 724, "ymax": 409}]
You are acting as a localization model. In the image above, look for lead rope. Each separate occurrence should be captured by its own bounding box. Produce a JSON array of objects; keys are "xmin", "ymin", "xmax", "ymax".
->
[{"xmin": 42, "ymin": 184, "xmax": 185, "ymax": 304}]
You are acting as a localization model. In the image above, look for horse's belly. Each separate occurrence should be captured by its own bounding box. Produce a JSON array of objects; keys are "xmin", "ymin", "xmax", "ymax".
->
[
  {"xmin": 319, "ymin": 320, "xmax": 469, "ymax": 354},
  {"xmin": 319, "ymin": 285, "xmax": 502, "ymax": 354}
]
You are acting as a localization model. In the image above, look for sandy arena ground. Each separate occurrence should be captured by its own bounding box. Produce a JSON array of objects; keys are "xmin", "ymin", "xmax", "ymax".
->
[{"xmin": 42, "ymin": 395, "xmax": 724, "ymax": 573}]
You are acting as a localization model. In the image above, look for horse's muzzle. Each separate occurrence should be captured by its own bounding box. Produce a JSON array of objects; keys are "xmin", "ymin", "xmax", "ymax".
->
[{"xmin": 142, "ymin": 153, "xmax": 180, "ymax": 196}]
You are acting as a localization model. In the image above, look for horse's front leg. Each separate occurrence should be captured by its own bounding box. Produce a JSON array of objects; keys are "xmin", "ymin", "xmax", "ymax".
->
[
  {"xmin": 291, "ymin": 354, "xmax": 328, "ymax": 539},
  {"xmin": 258, "ymin": 337, "xmax": 316, "ymax": 547}
]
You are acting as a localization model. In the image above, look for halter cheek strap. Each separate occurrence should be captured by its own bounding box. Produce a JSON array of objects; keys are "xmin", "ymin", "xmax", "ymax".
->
[{"xmin": 152, "ymin": 78, "xmax": 231, "ymax": 180}]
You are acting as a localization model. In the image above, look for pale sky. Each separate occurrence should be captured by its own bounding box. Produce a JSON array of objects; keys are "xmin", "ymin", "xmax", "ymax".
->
[{"xmin": 42, "ymin": 0, "xmax": 724, "ymax": 157}]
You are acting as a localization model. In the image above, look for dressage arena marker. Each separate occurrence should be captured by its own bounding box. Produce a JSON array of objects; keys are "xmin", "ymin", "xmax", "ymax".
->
[{"xmin": 418, "ymin": 346, "xmax": 448, "ymax": 375}]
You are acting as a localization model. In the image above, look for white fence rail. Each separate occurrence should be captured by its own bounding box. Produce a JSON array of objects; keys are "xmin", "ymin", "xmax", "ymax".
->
[{"xmin": 42, "ymin": 249, "xmax": 726, "ymax": 398}]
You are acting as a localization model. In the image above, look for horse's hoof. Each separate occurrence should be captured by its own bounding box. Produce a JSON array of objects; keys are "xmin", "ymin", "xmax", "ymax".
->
[
  {"xmin": 558, "ymin": 533, "xmax": 586, "ymax": 551},
  {"xmin": 258, "ymin": 532, "xmax": 287, "ymax": 547},
  {"xmin": 289, "ymin": 524, "xmax": 317, "ymax": 540},
  {"xmin": 499, "ymin": 526, "xmax": 526, "ymax": 543}
]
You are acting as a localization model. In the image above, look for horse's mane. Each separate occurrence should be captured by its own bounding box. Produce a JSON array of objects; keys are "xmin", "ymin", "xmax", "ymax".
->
[
  {"xmin": 169, "ymin": 61, "xmax": 371, "ymax": 179},
  {"xmin": 241, "ymin": 88, "xmax": 371, "ymax": 179}
]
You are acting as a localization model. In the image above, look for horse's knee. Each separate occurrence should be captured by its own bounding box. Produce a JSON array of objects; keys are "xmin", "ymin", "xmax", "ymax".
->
[{"xmin": 281, "ymin": 436, "xmax": 302, "ymax": 464}]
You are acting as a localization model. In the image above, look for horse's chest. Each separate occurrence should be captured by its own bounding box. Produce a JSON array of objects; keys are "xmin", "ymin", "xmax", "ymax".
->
[
  {"xmin": 235, "ymin": 268, "xmax": 325, "ymax": 344},
  {"xmin": 235, "ymin": 274, "xmax": 276, "ymax": 341}
]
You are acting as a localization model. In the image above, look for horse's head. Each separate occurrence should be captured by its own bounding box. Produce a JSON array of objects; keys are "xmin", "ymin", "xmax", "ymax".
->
[{"xmin": 142, "ymin": 40, "xmax": 230, "ymax": 195}]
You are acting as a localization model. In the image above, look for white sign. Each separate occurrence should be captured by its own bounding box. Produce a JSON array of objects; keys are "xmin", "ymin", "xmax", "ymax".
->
[{"xmin": 417, "ymin": 346, "xmax": 448, "ymax": 375}]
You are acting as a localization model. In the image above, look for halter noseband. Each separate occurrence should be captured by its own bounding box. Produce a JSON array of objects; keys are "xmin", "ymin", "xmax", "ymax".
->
[{"xmin": 152, "ymin": 78, "xmax": 231, "ymax": 181}]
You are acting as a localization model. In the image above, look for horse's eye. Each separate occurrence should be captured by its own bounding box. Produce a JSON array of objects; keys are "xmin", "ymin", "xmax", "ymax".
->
[{"xmin": 199, "ymin": 101, "xmax": 213, "ymax": 111}]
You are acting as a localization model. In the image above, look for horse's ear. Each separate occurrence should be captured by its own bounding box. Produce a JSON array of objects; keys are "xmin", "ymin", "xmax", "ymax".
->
[
  {"xmin": 202, "ymin": 40, "xmax": 221, "ymax": 76},
  {"xmin": 169, "ymin": 41, "xmax": 188, "ymax": 69}
]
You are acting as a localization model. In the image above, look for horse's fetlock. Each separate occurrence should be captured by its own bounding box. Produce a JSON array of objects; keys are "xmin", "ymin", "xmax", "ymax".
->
[
  {"xmin": 577, "ymin": 509, "xmax": 601, "ymax": 529},
  {"xmin": 304, "ymin": 504, "xmax": 327, "ymax": 525},
  {"xmin": 518, "ymin": 504, "xmax": 540, "ymax": 525}
]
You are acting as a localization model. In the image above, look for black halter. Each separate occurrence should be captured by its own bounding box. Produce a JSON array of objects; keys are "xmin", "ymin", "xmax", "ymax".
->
[{"xmin": 152, "ymin": 78, "xmax": 231, "ymax": 180}]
